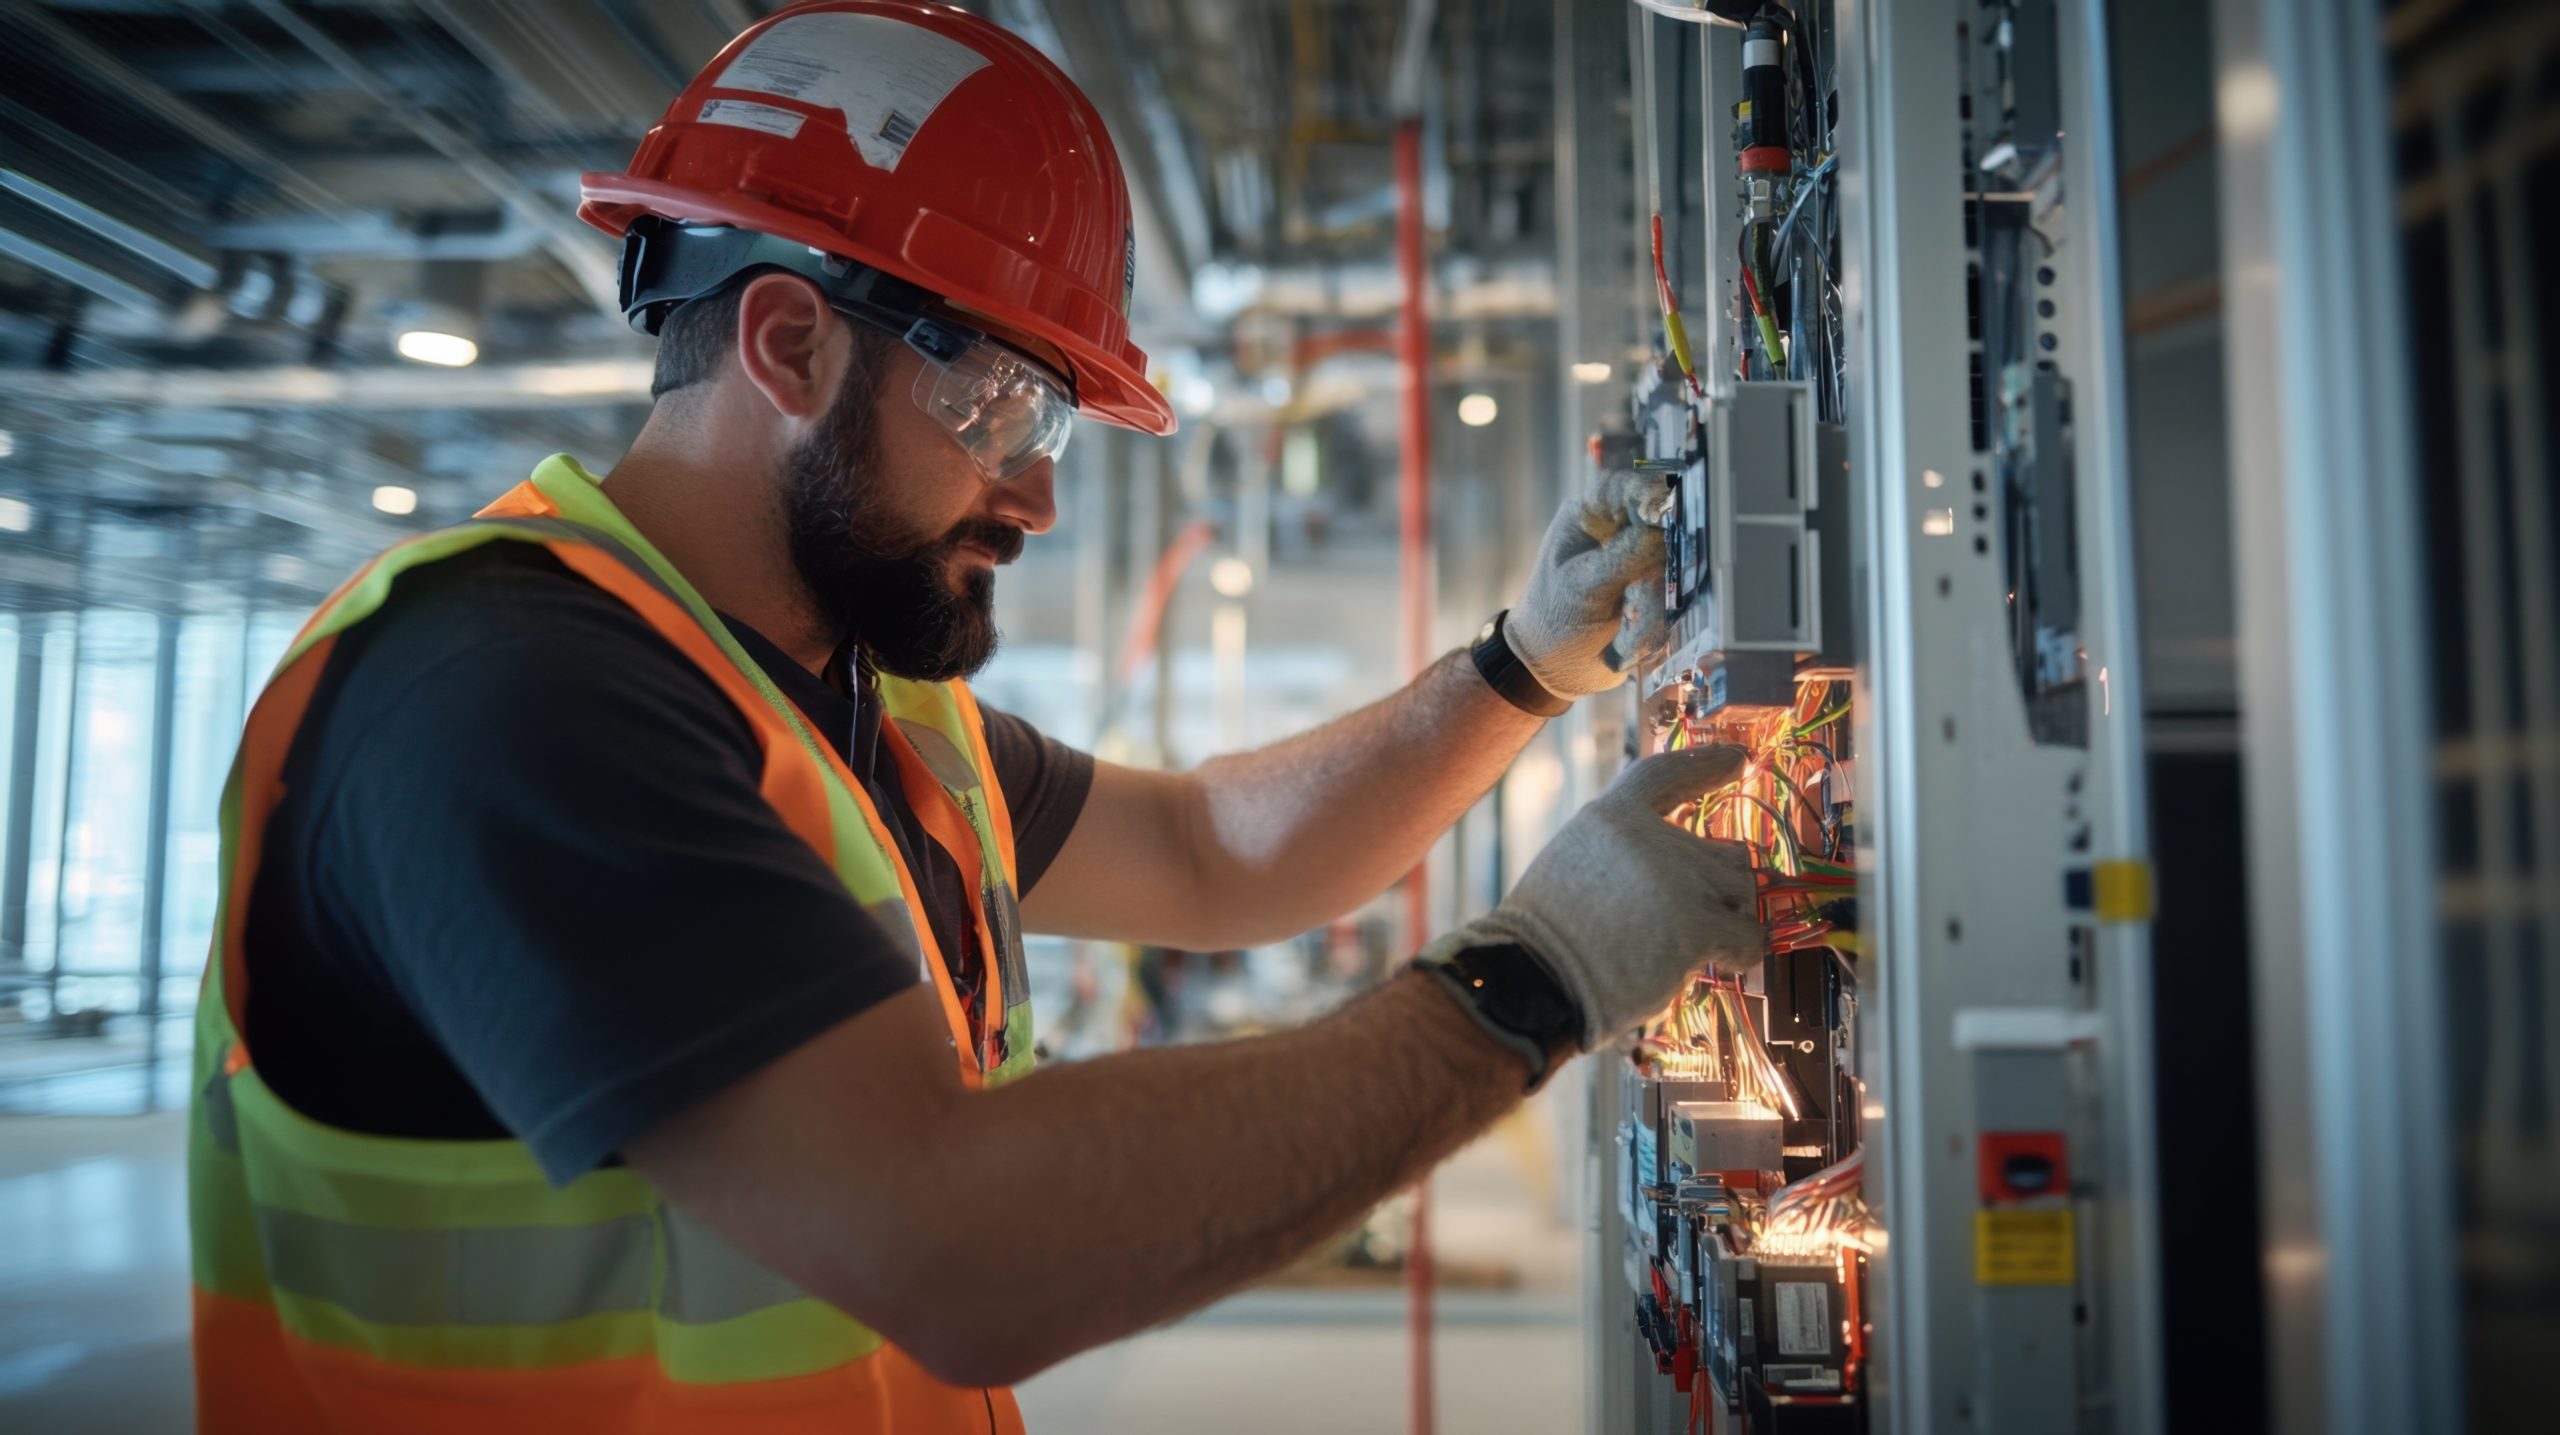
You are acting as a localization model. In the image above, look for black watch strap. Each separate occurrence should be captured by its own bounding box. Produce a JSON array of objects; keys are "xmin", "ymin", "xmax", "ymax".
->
[
  {"xmin": 1470, "ymin": 610, "xmax": 1571, "ymax": 718},
  {"xmin": 1419, "ymin": 939, "xmax": 1583, "ymax": 1092}
]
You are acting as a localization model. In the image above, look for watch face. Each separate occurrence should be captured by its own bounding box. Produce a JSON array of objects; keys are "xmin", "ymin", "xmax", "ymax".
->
[
  {"xmin": 1453, "ymin": 942, "xmax": 1578, "ymax": 1052},
  {"xmin": 1479, "ymin": 616, "xmax": 1501, "ymax": 643}
]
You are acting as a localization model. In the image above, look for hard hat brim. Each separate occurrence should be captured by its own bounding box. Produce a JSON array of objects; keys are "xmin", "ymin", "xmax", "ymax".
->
[{"xmin": 582, "ymin": 174, "xmax": 1177, "ymax": 438}]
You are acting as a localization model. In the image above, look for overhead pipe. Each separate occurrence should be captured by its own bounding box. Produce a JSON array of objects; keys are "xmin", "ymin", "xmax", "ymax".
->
[
  {"xmin": 241, "ymin": 0, "xmax": 625, "ymax": 320},
  {"xmin": 0, "ymin": 6, "xmax": 348, "ymax": 218},
  {"xmin": 1, "ymin": 359, "xmax": 658, "ymax": 410},
  {"xmin": 0, "ymin": 170, "xmax": 220, "ymax": 291},
  {"xmin": 206, "ymin": 210, "xmax": 552, "ymax": 263},
  {"xmin": 1192, "ymin": 256, "xmax": 1555, "ymax": 322}
]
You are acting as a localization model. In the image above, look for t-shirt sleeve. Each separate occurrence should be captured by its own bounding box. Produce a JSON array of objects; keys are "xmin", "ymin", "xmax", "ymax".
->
[
  {"xmin": 976, "ymin": 703, "xmax": 1092, "ymax": 896},
  {"xmin": 298, "ymin": 548, "xmax": 923, "ymax": 1186}
]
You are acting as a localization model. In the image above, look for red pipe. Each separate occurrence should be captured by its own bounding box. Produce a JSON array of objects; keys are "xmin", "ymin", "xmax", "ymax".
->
[
  {"xmin": 1112, "ymin": 518, "xmax": 1218, "ymax": 687},
  {"xmin": 1393, "ymin": 112, "xmax": 1436, "ymax": 1435}
]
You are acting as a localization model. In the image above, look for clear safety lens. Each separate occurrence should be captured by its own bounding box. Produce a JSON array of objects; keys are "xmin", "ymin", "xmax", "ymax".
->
[{"xmin": 909, "ymin": 339, "xmax": 1075, "ymax": 482}]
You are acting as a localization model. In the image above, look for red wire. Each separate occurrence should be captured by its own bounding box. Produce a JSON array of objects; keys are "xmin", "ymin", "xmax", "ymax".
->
[
  {"xmin": 1652, "ymin": 213, "xmax": 1706, "ymax": 398},
  {"xmin": 1738, "ymin": 259, "xmax": 1770, "ymax": 321},
  {"xmin": 1651, "ymin": 213, "xmax": 1676, "ymax": 312}
]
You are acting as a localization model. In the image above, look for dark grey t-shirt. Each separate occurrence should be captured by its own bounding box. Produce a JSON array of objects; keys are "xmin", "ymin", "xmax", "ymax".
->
[{"xmin": 241, "ymin": 542, "xmax": 1091, "ymax": 1185}]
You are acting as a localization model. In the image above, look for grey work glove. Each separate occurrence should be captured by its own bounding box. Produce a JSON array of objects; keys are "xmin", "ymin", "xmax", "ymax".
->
[
  {"xmin": 1504, "ymin": 464, "xmax": 1672, "ymax": 701},
  {"xmin": 1424, "ymin": 746, "xmax": 1763, "ymax": 1048}
]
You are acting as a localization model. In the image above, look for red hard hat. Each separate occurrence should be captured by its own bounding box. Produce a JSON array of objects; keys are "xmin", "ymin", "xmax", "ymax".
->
[{"xmin": 581, "ymin": 0, "xmax": 1176, "ymax": 436}]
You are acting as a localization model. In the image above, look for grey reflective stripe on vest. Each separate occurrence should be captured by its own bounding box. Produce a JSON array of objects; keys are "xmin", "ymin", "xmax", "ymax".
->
[
  {"xmin": 201, "ymin": 1060, "xmax": 241, "ymax": 1154},
  {"xmin": 258, "ymin": 1206, "xmax": 655, "ymax": 1326},
  {"xmin": 892, "ymin": 719, "xmax": 982, "ymax": 797},
  {"xmin": 869, "ymin": 895, "xmax": 925, "ymax": 971},
  {"xmin": 658, "ymin": 1206, "xmax": 812, "ymax": 1325},
  {"xmin": 252, "ymin": 1204, "xmax": 822, "ymax": 1328},
  {"xmin": 985, "ymin": 883, "xmax": 1029, "ymax": 1014},
  {"xmin": 885, "ymin": 719, "xmax": 1023, "ymax": 997}
]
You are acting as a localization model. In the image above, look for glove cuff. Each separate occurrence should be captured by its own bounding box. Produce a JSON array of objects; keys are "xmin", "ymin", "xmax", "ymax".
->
[{"xmin": 1470, "ymin": 611, "xmax": 1574, "ymax": 716}]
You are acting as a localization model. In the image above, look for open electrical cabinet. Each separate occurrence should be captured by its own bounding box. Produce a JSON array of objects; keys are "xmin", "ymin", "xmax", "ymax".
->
[{"xmin": 1567, "ymin": 3, "xmax": 2164, "ymax": 1431}]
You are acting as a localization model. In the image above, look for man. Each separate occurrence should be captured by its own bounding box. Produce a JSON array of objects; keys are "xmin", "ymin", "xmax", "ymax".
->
[{"xmin": 185, "ymin": 4, "xmax": 1763, "ymax": 1432}]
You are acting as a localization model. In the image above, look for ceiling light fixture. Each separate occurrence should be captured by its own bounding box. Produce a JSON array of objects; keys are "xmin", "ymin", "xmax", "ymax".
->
[
  {"xmin": 395, "ymin": 330, "xmax": 479, "ymax": 367},
  {"xmin": 1457, "ymin": 393, "xmax": 1499, "ymax": 427},
  {"xmin": 1209, "ymin": 556, "xmax": 1255, "ymax": 598}
]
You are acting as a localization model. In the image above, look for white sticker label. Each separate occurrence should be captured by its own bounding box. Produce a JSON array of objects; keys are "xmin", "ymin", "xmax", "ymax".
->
[
  {"xmin": 1773, "ymin": 1280, "xmax": 1830, "ymax": 1357},
  {"xmin": 713, "ymin": 13, "xmax": 990, "ymax": 173},
  {"xmin": 697, "ymin": 98, "xmax": 807, "ymax": 140}
]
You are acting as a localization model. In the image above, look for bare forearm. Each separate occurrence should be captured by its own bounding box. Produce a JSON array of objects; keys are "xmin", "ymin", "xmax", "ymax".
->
[
  {"xmin": 1183, "ymin": 649, "xmax": 1542, "ymax": 943},
  {"xmin": 938, "ymin": 970, "xmax": 1525, "ymax": 1379}
]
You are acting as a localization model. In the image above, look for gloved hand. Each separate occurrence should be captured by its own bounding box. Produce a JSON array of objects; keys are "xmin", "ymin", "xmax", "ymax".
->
[
  {"xmin": 1504, "ymin": 464, "xmax": 1671, "ymax": 701},
  {"xmin": 1424, "ymin": 746, "xmax": 1763, "ymax": 1047}
]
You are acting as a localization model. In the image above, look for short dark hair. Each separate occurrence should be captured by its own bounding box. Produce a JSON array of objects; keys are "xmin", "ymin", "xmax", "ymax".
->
[{"xmin": 650, "ymin": 285, "xmax": 747, "ymax": 399}]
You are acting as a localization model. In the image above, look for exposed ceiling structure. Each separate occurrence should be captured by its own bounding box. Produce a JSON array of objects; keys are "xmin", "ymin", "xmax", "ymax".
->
[{"xmin": 0, "ymin": 0, "xmax": 1562, "ymax": 621}]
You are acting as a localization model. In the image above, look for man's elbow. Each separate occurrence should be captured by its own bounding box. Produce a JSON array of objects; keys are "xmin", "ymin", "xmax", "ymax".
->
[
  {"xmin": 801, "ymin": 1220, "xmax": 1066, "ymax": 1388},
  {"xmin": 856, "ymin": 1277, "xmax": 1062, "ymax": 1389},
  {"xmin": 1138, "ymin": 901, "xmax": 1329, "ymax": 955},
  {"xmin": 892, "ymin": 1315, "xmax": 1055, "ymax": 1391}
]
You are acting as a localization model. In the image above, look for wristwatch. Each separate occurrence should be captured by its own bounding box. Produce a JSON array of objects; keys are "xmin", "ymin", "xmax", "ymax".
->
[
  {"xmin": 1419, "ymin": 939, "xmax": 1584, "ymax": 1091},
  {"xmin": 1470, "ymin": 610, "xmax": 1572, "ymax": 718}
]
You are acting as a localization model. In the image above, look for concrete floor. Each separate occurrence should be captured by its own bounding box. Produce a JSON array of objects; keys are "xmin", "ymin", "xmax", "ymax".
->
[{"xmin": 0, "ymin": 1111, "xmax": 1579, "ymax": 1434}]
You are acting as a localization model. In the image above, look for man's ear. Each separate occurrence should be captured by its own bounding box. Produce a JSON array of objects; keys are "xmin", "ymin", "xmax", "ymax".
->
[{"xmin": 731, "ymin": 272, "xmax": 843, "ymax": 424}]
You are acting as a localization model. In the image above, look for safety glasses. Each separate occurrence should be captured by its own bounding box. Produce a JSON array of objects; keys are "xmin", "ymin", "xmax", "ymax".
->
[
  {"xmin": 844, "ymin": 307, "xmax": 1075, "ymax": 483},
  {"xmin": 614, "ymin": 220, "xmax": 1077, "ymax": 484}
]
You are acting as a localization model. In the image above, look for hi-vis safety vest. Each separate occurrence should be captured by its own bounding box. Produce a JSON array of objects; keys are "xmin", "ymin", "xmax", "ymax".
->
[{"xmin": 188, "ymin": 455, "xmax": 1036, "ymax": 1435}]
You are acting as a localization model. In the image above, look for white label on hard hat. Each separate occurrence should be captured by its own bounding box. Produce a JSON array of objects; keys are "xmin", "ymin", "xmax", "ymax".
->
[
  {"xmin": 697, "ymin": 98, "xmax": 807, "ymax": 140},
  {"xmin": 714, "ymin": 13, "xmax": 991, "ymax": 173}
]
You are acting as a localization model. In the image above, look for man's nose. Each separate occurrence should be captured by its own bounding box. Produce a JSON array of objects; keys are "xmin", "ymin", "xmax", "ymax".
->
[{"xmin": 987, "ymin": 457, "xmax": 1058, "ymax": 536}]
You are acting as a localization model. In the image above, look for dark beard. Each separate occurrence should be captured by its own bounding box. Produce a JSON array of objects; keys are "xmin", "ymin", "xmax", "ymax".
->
[{"xmin": 782, "ymin": 353, "xmax": 1022, "ymax": 682}]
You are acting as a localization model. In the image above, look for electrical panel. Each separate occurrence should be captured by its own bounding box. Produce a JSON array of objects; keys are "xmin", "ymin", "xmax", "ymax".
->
[
  {"xmin": 1580, "ymin": 2, "xmax": 2160, "ymax": 1433},
  {"xmin": 1603, "ymin": 6, "xmax": 1870, "ymax": 1431}
]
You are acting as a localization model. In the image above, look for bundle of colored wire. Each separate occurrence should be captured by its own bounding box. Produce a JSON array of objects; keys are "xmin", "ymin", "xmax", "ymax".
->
[
  {"xmin": 1754, "ymin": 1196, "xmax": 1872, "ymax": 1259},
  {"xmin": 1768, "ymin": 1147, "xmax": 1864, "ymax": 1219},
  {"xmin": 1708, "ymin": 975, "xmax": 1801, "ymax": 1119},
  {"xmin": 1636, "ymin": 978, "xmax": 1730, "ymax": 1079},
  {"xmin": 1739, "ymin": 261, "xmax": 1788, "ymax": 375},
  {"xmin": 1737, "ymin": 226, "xmax": 1790, "ymax": 376}
]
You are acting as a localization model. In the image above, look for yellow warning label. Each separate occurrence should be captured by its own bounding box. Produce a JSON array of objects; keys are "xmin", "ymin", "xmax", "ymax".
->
[
  {"xmin": 1975, "ymin": 1208, "xmax": 2076, "ymax": 1285},
  {"xmin": 2092, "ymin": 860, "xmax": 2154, "ymax": 923}
]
